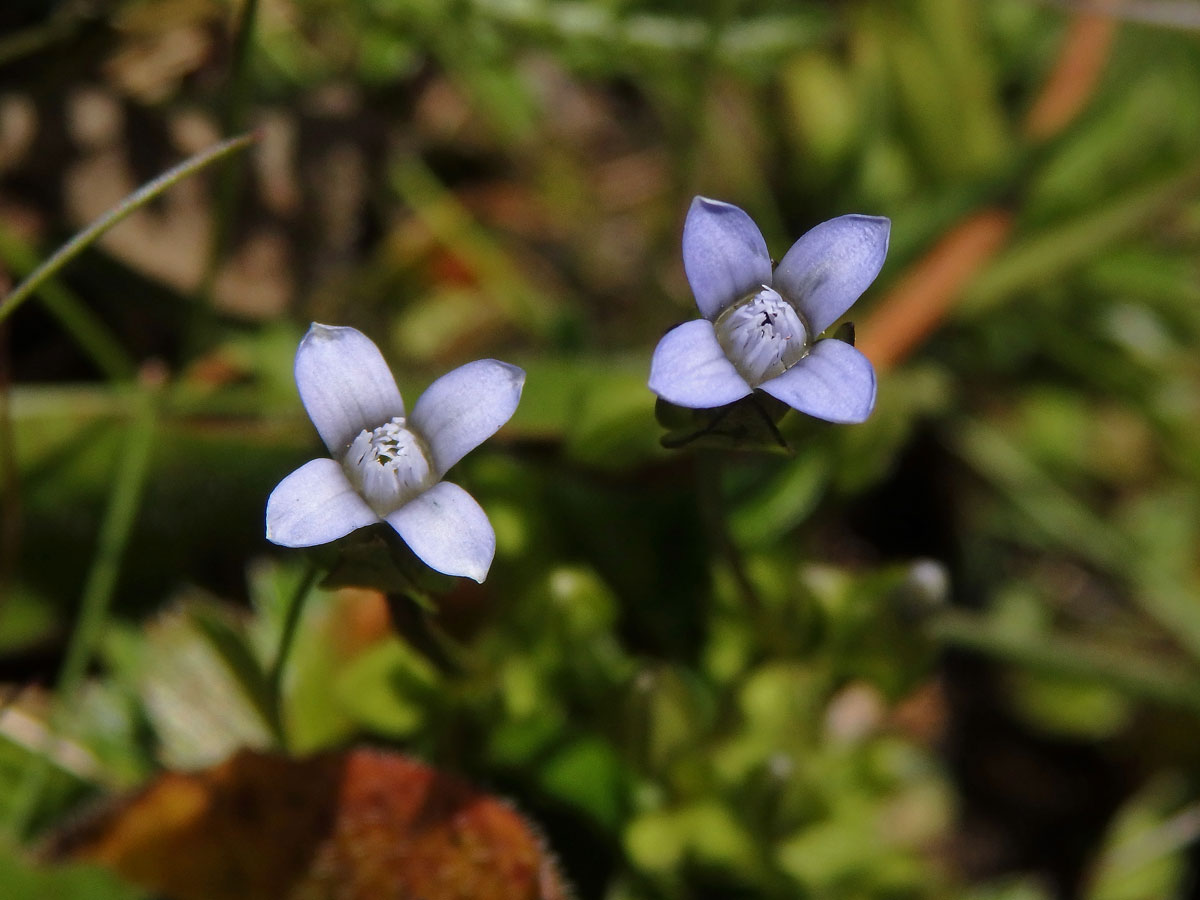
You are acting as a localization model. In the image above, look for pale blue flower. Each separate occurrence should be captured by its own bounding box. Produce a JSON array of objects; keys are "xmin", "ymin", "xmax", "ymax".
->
[
  {"xmin": 649, "ymin": 197, "xmax": 890, "ymax": 424},
  {"xmin": 266, "ymin": 323, "xmax": 524, "ymax": 583}
]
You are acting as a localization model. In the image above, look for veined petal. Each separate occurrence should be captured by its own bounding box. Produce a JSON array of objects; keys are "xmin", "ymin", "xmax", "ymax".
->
[
  {"xmin": 759, "ymin": 339, "xmax": 876, "ymax": 424},
  {"xmin": 295, "ymin": 323, "xmax": 406, "ymax": 456},
  {"xmin": 266, "ymin": 458, "xmax": 379, "ymax": 547},
  {"xmin": 773, "ymin": 215, "xmax": 890, "ymax": 336},
  {"xmin": 385, "ymin": 481, "xmax": 496, "ymax": 583},
  {"xmin": 648, "ymin": 319, "xmax": 753, "ymax": 409},
  {"xmin": 410, "ymin": 360, "xmax": 525, "ymax": 478},
  {"xmin": 683, "ymin": 197, "xmax": 773, "ymax": 320}
]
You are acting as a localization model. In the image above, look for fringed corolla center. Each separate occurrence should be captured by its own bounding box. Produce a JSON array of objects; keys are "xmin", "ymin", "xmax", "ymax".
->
[
  {"xmin": 342, "ymin": 417, "xmax": 436, "ymax": 516},
  {"xmin": 714, "ymin": 285, "xmax": 810, "ymax": 386}
]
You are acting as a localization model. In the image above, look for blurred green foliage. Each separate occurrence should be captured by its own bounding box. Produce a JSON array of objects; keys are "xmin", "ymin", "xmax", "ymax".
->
[{"xmin": 3, "ymin": 0, "xmax": 1200, "ymax": 898}]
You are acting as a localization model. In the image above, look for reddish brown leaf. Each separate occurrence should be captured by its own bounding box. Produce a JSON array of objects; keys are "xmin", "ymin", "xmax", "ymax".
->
[{"xmin": 52, "ymin": 748, "xmax": 571, "ymax": 900}]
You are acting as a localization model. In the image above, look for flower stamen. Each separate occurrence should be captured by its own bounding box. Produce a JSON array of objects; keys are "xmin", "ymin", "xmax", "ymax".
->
[
  {"xmin": 342, "ymin": 416, "xmax": 436, "ymax": 516},
  {"xmin": 714, "ymin": 286, "xmax": 810, "ymax": 386}
]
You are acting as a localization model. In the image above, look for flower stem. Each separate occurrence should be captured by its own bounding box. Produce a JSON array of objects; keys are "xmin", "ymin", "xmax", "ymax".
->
[
  {"xmin": 266, "ymin": 560, "xmax": 321, "ymax": 750},
  {"xmin": 6, "ymin": 370, "xmax": 162, "ymax": 839},
  {"xmin": 0, "ymin": 132, "xmax": 259, "ymax": 328},
  {"xmin": 0, "ymin": 322, "xmax": 17, "ymax": 622},
  {"xmin": 384, "ymin": 592, "xmax": 465, "ymax": 678},
  {"xmin": 696, "ymin": 452, "xmax": 763, "ymax": 617}
]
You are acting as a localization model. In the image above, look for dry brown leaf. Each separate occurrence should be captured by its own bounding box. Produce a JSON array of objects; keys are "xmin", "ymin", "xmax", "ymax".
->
[{"xmin": 52, "ymin": 748, "xmax": 572, "ymax": 900}]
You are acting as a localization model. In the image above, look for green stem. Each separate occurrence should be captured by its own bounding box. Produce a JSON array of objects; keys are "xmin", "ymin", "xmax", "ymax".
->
[
  {"xmin": 266, "ymin": 561, "xmax": 320, "ymax": 750},
  {"xmin": 384, "ymin": 592, "xmax": 465, "ymax": 678},
  {"xmin": 696, "ymin": 452, "xmax": 763, "ymax": 617},
  {"xmin": 0, "ymin": 325, "xmax": 15, "ymax": 621},
  {"xmin": 59, "ymin": 388, "xmax": 160, "ymax": 696},
  {"xmin": 225, "ymin": 0, "xmax": 262, "ymax": 134},
  {"xmin": 0, "ymin": 133, "xmax": 258, "ymax": 327},
  {"xmin": 7, "ymin": 373, "xmax": 162, "ymax": 839}
]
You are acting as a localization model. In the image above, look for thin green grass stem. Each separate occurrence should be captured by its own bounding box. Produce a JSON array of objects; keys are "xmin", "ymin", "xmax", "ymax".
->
[
  {"xmin": 266, "ymin": 561, "xmax": 320, "ymax": 751},
  {"xmin": 0, "ymin": 133, "xmax": 258, "ymax": 328},
  {"xmin": 6, "ymin": 373, "xmax": 162, "ymax": 839},
  {"xmin": 384, "ymin": 591, "xmax": 467, "ymax": 679},
  {"xmin": 225, "ymin": 0, "xmax": 262, "ymax": 133},
  {"xmin": 57, "ymin": 382, "xmax": 160, "ymax": 702},
  {"xmin": 0, "ymin": 328, "xmax": 15, "ymax": 620}
]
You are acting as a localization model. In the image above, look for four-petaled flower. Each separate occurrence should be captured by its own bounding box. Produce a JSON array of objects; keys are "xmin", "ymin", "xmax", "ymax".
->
[
  {"xmin": 649, "ymin": 197, "xmax": 890, "ymax": 423},
  {"xmin": 266, "ymin": 323, "xmax": 524, "ymax": 583}
]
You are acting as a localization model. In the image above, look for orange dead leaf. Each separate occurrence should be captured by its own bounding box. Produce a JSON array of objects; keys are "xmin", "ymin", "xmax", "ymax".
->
[
  {"xmin": 329, "ymin": 589, "xmax": 393, "ymax": 657},
  {"xmin": 1024, "ymin": 11, "xmax": 1118, "ymax": 141},
  {"xmin": 856, "ymin": 8, "xmax": 1118, "ymax": 369},
  {"xmin": 52, "ymin": 748, "xmax": 571, "ymax": 900},
  {"xmin": 857, "ymin": 209, "xmax": 1015, "ymax": 372}
]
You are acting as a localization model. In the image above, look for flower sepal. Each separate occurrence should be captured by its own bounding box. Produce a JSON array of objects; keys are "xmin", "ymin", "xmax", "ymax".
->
[
  {"xmin": 655, "ymin": 393, "xmax": 793, "ymax": 453},
  {"xmin": 831, "ymin": 321, "xmax": 856, "ymax": 346},
  {"xmin": 318, "ymin": 525, "xmax": 458, "ymax": 599}
]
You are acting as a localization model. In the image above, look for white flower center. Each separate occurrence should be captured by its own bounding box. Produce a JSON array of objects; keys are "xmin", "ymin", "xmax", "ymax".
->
[
  {"xmin": 713, "ymin": 285, "xmax": 810, "ymax": 386},
  {"xmin": 342, "ymin": 416, "xmax": 436, "ymax": 516}
]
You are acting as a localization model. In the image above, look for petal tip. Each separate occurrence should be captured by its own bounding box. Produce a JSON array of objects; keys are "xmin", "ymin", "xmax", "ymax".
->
[
  {"xmin": 686, "ymin": 195, "xmax": 751, "ymax": 227},
  {"xmin": 843, "ymin": 214, "xmax": 891, "ymax": 266},
  {"xmin": 690, "ymin": 195, "xmax": 734, "ymax": 213},
  {"xmin": 858, "ymin": 214, "xmax": 891, "ymax": 246},
  {"xmin": 302, "ymin": 321, "xmax": 342, "ymax": 342},
  {"xmin": 499, "ymin": 360, "xmax": 527, "ymax": 392},
  {"xmin": 474, "ymin": 358, "xmax": 527, "ymax": 405}
]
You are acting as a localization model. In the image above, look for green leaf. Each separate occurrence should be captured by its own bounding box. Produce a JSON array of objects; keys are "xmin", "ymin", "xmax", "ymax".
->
[
  {"xmin": 135, "ymin": 601, "xmax": 276, "ymax": 768},
  {"xmin": 187, "ymin": 605, "xmax": 275, "ymax": 735},
  {"xmin": 0, "ymin": 847, "xmax": 148, "ymax": 900},
  {"xmin": 1088, "ymin": 778, "xmax": 1190, "ymax": 900},
  {"xmin": 539, "ymin": 737, "xmax": 630, "ymax": 830},
  {"xmin": 728, "ymin": 451, "xmax": 829, "ymax": 545},
  {"xmin": 335, "ymin": 639, "xmax": 440, "ymax": 738}
]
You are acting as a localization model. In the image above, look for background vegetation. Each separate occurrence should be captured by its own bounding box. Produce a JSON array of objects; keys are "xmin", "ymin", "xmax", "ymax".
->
[{"xmin": 3, "ymin": 1, "xmax": 1200, "ymax": 898}]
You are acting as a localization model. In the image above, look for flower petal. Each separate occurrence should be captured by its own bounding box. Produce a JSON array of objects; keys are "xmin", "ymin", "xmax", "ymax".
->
[
  {"xmin": 758, "ymin": 339, "xmax": 876, "ymax": 424},
  {"xmin": 385, "ymin": 481, "xmax": 496, "ymax": 583},
  {"xmin": 266, "ymin": 458, "xmax": 379, "ymax": 547},
  {"xmin": 410, "ymin": 360, "xmax": 525, "ymax": 478},
  {"xmin": 648, "ymin": 319, "xmax": 753, "ymax": 408},
  {"xmin": 773, "ymin": 215, "xmax": 890, "ymax": 336},
  {"xmin": 294, "ymin": 323, "xmax": 406, "ymax": 456},
  {"xmin": 683, "ymin": 196, "xmax": 773, "ymax": 320}
]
